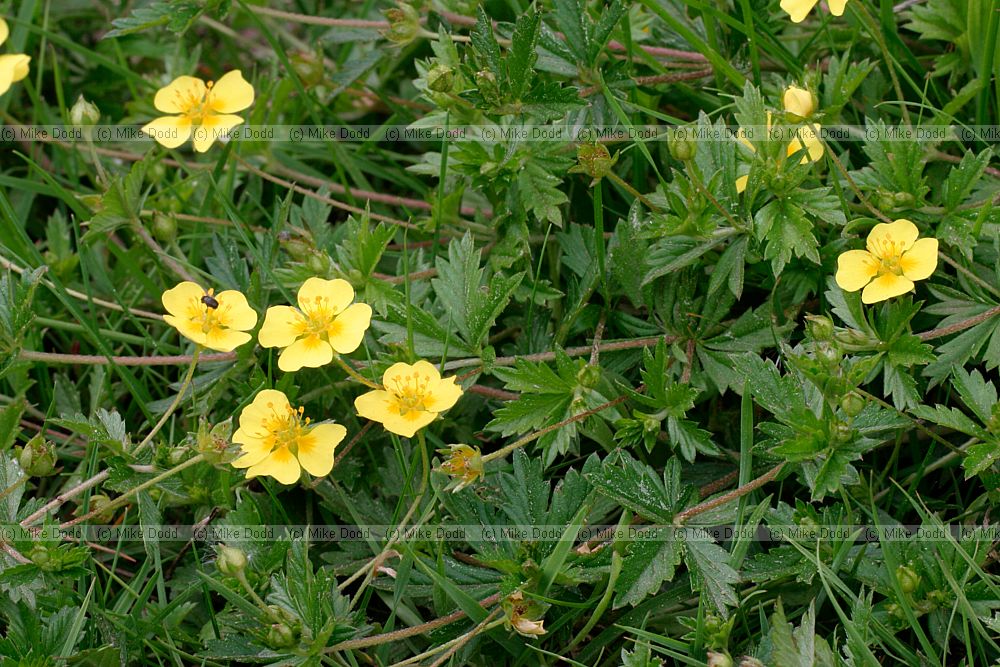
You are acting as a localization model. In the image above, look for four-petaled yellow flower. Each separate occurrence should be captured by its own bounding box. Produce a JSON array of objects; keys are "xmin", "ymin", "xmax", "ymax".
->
[
  {"xmin": 781, "ymin": 0, "xmax": 849, "ymax": 23},
  {"xmin": 162, "ymin": 281, "xmax": 257, "ymax": 351},
  {"xmin": 258, "ymin": 277, "xmax": 373, "ymax": 372},
  {"xmin": 232, "ymin": 389, "xmax": 345, "ymax": 484},
  {"xmin": 835, "ymin": 219, "xmax": 938, "ymax": 304},
  {"xmin": 355, "ymin": 360, "xmax": 463, "ymax": 438},
  {"xmin": 0, "ymin": 18, "xmax": 30, "ymax": 97},
  {"xmin": 142, "ymin": 70, "xmax": 254, "ymax": 152}
]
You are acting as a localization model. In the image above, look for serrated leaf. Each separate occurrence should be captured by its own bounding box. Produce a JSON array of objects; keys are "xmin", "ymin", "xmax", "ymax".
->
[
  {"xmin": 585, "ymin": 452, "xmax": 678, "ymax": 524},
  {"xmin": 614, "ymin": 528, "xmax": 683, "ymax": 607},
  {"xmin": 507, "ymin": 10, "xmax": 540, "ymax": 100},
  {"xmin": 684, "ymin": 532, "xmax": 740, "ymax": 615}
]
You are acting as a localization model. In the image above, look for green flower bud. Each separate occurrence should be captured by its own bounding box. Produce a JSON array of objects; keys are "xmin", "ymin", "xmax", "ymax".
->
[
  {"xmin": 475, "ymin": 70, "xmax": 501, "ymax": 106},
  {"xmin": 266, "ymin": 623, "xmax": 297, "ymax": 648},
  {"xmin": 70, "ymin": 95, "xmax": 100, "ymax": 141},
  {"xmin": 17, "ymin": 434, "xmax": 57, "ymax": 477},
  {"xmin": 668, "ymin": 127, "xmax": 697, "ymax": 161},
  {"xmin": 896, "ymin": 563, "xmax": 920, "ymax": 594},
  {"xmin": 29, "ymin": 545, "xmax": 50, "ymax": 567},
  {"xmin": 196, "ymin": 418, "xmax": 235, "ymax": 464},
  {"xmin": 151, "ymin": 213, "xmax": 177, "ymax": 244},
  {"xmin": 427, "ymin": 64, "xmax": 456, "ymax": 93},
  {"xmin": 281, "ymin": 235, "xmax": 313, "ymax": 262},
  {"xmin": 382, "ymin": 3, "xmax": 421, "ymax": 45},
  {"xmin": 438, "ymin": 444, "xmax": 484, "ymax": 492},
  {"xmin": 832, "ymin": 420, "xmax": 853, "ymax": 443},
  {"xmin": 893, "ymin": 192, "xmax": 916, "ymax": 208},
  {"xmin": 216, "ymin": 544, "xmax": 248, "ymax": 577},
  {"xmin": 568, "ymin": 142, "xmax": 617, "ymax": 182},
  {"xmin": 290, "ymin": 52, "xmax": 324, "ymax": 87},
  {"xmin": 305, "ymin": 251, "xmax": 331, "ymax": 275},
  {"xmin": 840, "ymin": 392, "xmax": 866, "ymax": 417},
  {"xmin": 77, "ymin": 494, "xmax": 115, "ymax": 523},
  {"xmin": 805, "ymin": 314, "xmax": 834, "ymax": 341},
  {"xmin": 815, "ymin": 341, "xmax": 840, "ymax": 365},
  {"xmin": 576, "ymin": 364, "xmax": 602, "ymax": 389}
]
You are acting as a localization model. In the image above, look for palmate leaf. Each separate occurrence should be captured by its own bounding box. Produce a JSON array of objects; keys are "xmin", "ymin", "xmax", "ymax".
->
[
  {"xmin": 684, "ymin": 532, "xmax": 741, "ymax": 615},
  {"xmin": 104, "ymin": 1, "xmax": 203, "ymax": 38},
  {"xmin": 614, "ymin": 528, "xmax": 683, "ymax": 608}
]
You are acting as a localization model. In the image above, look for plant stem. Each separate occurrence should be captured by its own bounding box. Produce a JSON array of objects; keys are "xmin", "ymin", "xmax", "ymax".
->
[
  {"xmin": 17, "ymin": 350, "xmax": 232, "ymax": 366},
  {"xmin": 327, "ymin": 593, "xmax": 502, "ymax": 652},
  {"xmin": 133, "ymin": 347, "xmax": 201, "ymax": 455},
  {"xmin": 59, "ymin": 454, "xmax": 206, "ymax": 529},
  {"xmin": 20, "ymin": 470, "xmax": 111, "ymax": 527},
  {"xmin": 333, "ymin": 355, "xmax": 379, "ymax": 389},
  {"xmin": 481, "ymin": 394, "xmax": 630, "ymax": 464},
  {"xmin": 443, "ymin": 334, "xmax": 678, "ymax": 371},
  {"xmin": 673, "ymin": 463, "xmax": 784, "ymax": 525},
  {"xmin": 918, "ymin": 304, "xmax": 1000, "ymax": 341}
]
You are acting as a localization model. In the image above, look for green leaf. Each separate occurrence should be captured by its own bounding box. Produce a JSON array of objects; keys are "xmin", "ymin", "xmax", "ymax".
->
[
  {"xmin": 508, "ymin": 10, "xmax": 541, "ymax": 100},
  {"xmin": 753, "ymin": 198, "xmax": 820, "ymax": 276},
  {"xmin": 963, "ymin": 440, "xmax": 1000, "ymax": 478},
  {"xmin": 551, "ymin": 0, "xmax": 589, "ymax": 63},
  {"xmin": 586, "ymin": 453, "xmax": 686, "ymax": 524},
  {"xmin": 910, "ymin": 404, "xmax": 987, "ymax": 438},
  {"xmin": 81, "ymin": 160, "xmax": 148, "ymax": 244},
  {"xmin": 684, "ymin": 532, "xmax": 740, "ymax": 615},
  {"xmin": 103, "ymin": 0, "xmax": 203, "ymax": 38},
  {"xmin": 614, "ymin": 528, "xmax": 683, "ymax": 608},
  {"xmin": 471, "ymin": 6, "xmax": 503, "ymax": 79},
  {"xmin": 950, "ymin": 367, "xmax": 998, "ymax": 425},
  {"xmin": 335, "ymin": 213, "xmax": 396, "ymax": 278},
  {"xmin": 518, "ymin": 161, "xmax": 568, "ymax": 226}
]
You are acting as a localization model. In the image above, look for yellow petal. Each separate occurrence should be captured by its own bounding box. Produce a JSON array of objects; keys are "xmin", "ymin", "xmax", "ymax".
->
[
  {"xmin": 780, "ymin": 0, "xmax": 819, "ymax": 22},
  {"xmin": 787, "ymin": 125, "xmax": 824, "ymax": 164},
  {"xmin": 835, "ymin": 250, "xmax": 879, "ymax": 292},
  {"xmin": 231, "ymin": 436, "xmax": 273, "ymax": 468},
  {"xmin": 328, "ymin": 303, "xmax": 372, "ymax": 354},
  {"xmin": 238, "ymin": 389, "xmax": 291, "ymax": 436},
  {"xmin": 142, "ymin": 115, "xmax": 193, "ymax": 149},
  {"xmin": 190, "ymin": 113, "xmax": 243, "ymax": 153},
  {"xmin": 0, "ymin": 18, "xmax": 8, "ymax": 46},
  {"xmin": 259, "ymin": 306, "xmax": 306, "ymax": 348},
  {"xmin": 162, "ymin": 281, "xmax": 204, "ymax": 318},
  {"xmin": 162, "ymin": 314, "xmax": 208, "ymax": 347},
  {"xmin": 208, "ymin": 70, "xmax": 255, "ymax": 114},
  {"xmin": 0, "ymin": 53, "xmax": 29, "ymax": 81},
  {"xmin": 296, "ymin": 423, "xmax": 346, "ymax": 477},
  {"xmin": 153, "ymin": 75, "xmax": 206, "ymax": 114},
  {"xmin": 214, "ymin": 289, "xmax": 257, "ymax": 331},
  {"xmin": 899, "ymin": 237, "xmax": 938, "ymax": 281},
  {"xmin": 866, "ymin": 219, "xmax": 919, "ymax": 258},
  {"xmin": 203, "ymin": 328, "xmax": 252, "ymax": 352},
  {"xmin": 354, "ymin": 389, "xmax": 396, "ymax": 423},
  {"xmin": 383, "ymin": 360, "xmax": 442, "ymax": 389},
  {"xmin": 783, "ymin": 86, "xmax": 814, "ymax": 118},
  {"xmin": 298, "ymin": 277, "xmax": 354, "ymax": 315},
  {"xmin": 245, "ymin": 446, "xmax": 300, "ymax": 484},
  {"xmin": 735, "ymin": 174, "xmax": 749, "ymax": 194},
  {"xmin": 379, "ymin": 410, "xmax": 437, "ymax": 438},
  {"xmin": 278, "ymin": 335, "xmax": 333, "ymax": 371},
  {"xmin": 736, "ymin": 127, "xmax": 756, "ymax": 154},
  {"xmin": 423, "ymin": 376, "xmax": 463, "ymax": 413},
  {"xmin": 828, "ymin": 0, "xmax": 849, "ymax": 15},
  {"xmin": 861, "ymin": 272, "xmax": 914, "ymax": 304}
]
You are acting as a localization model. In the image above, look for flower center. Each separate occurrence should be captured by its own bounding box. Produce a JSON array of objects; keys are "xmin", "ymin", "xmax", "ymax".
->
[
  {"xmin": 301, "ymin": 295, "xmax": 341, "ymax": 338},
  {"xmin": 389, "ymin": 372, "xmax": 432, "ymax": 415},
  {"xmin": 264, "ymin": 402, "xmax": 311, "ymax": 454},
  {"xmin": 176, "ymin": 80, "xmax": 215, "ymax": 123}
]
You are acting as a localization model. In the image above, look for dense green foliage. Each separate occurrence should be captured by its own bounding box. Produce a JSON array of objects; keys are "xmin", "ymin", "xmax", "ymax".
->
[{"xmin": 2, "ymin": 0, "xmax": 1000, "ymax": 664}]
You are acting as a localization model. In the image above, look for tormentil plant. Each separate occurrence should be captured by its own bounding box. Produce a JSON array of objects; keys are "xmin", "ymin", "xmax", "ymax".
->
[
  {"xmin": 141, "ymin": 70, "xmax": 254, "ymax": 152},
  {"xmin": 231, "ymin": 389, "xmax": 346, "ymax": 484},
  {"xmin": 161, "ymin": 281, "xmax": 257, "ymax": 352},
  {"xmin": 258, "ymin": 277, "xmax": 373, "ymax": 372}
]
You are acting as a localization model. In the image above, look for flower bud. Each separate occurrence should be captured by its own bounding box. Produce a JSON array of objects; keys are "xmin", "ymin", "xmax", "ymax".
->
[
  {"xmin": 438, "ymin": 444, "xmax": 484, "ymax": 492},
  {"xmin": 840, "ymin": 392, "xmax": 866, "ymax": 417},
  {"xmin": 805, "ymin": 314, "xmax": 834, "ymax": 341},
  {"xmin": 216, "ymin": 544, "xmax": 248, "ymax": 577},
  {"xmin": 576, "ymin": 364, "xmax": 602, "ymax": 389},
  {"xmin": 29, "ymin": 545, "xmax": 50, "ymax": 567},
  {"xmin": 266, "ymin": 623, "xmax": 297, "ymax": 648},
  {"xmin": 569, "ymin": 143, "xmax": 617, "ymax": 182},
  {"xmin": 782, "ymin": 86, "xmax": 816, "ymax": 119},
  {"xmin": 70, "ymin": 95, "xmax": 100, "ymax": 128},
  {"xmin": 77, "ymin": 494, "xmax": 115, "ymax": 523},
  {"xmin": 668, "ymin": 128, "xmax": 697, "ymax": 161},
  {"xmin": 382, "ymin": 3, "xmax": 421, "ymax": 45},
  {"xmin": 707, "ymin": 652, "xmax": 734, "ymax": 667},
  {"xmin": 197, "ymin": 418, "xmax": 234, "ymax": 464},
  {"xmin": 282, "ymin": 238, "xmax": 313, "ymax": 262},
  {"xmin": 427, "ymin": 64, "xmax": 456, "ymax": 93},
  {"xmin": 896, "ymin": 563, "xmax": 920, "ymax": 594},
  {"xmin": 291, "ymin": 52, "xmax": 324, "ymax": 87},
  {"xmin": 893, "ymin": 192, "xmax": 915, "ymax": 208},
  {"xmin": 151, "ymin": 213, "xmax": 177, "ymax": 244},
  {"xmin": 305, "ymin": 252, "xmax": 331, "ymax": 275},
  {"xmin": 475, "ymin": 70, "xmax": 501, "ymax": 106},
  {"xmin": 17, "ymin": 434, "xmax": 57, "ymax": 477}
]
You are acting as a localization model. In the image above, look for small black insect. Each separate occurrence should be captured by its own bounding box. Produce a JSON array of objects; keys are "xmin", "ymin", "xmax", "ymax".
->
[{"xmin": 201, "ymin": 294, "xmax": 220, "ymax": 309}]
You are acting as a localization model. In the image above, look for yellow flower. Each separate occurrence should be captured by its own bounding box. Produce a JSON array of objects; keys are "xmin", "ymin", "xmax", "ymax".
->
[
  {"xmin": 142, "ymin": 70, "xmax": 254, "ymax": 152},
  {"xmin": 258, "ymin": 277, "xmax": 373, "ymax": 372},
  {"xmin": 835, "ymin": 219, "xmax": 938, "ymax": 304},
  {"xmin": 781, "ymin": 0, "xmax": 849, "ymax": 23},
  {"xmin": 782, "ymin": 85, "xmax": 824, "ymax": 164},
  {"xmin": 231, "ymin": 389, "xmax": 346, "ymax": 484},
  {"xmin": 161, "ymin": 281, "xmax": 257, "ymax": 351},
  {"xmin": 354, "ymin": 360, "xmax": 463, "ymax": 438},
  {"xmin": 0, "ymin": 18, "xmax": 31, "ymax": 97}
]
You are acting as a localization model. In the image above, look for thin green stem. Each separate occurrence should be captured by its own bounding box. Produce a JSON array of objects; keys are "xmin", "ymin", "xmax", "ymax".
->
[
  {"xmin": 334, "ymin": 355, "xmax": 379, "ymax": 389},
  {"xmin": 133, "ymin": 348, "xmax": 201, "ymax": 455}
]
